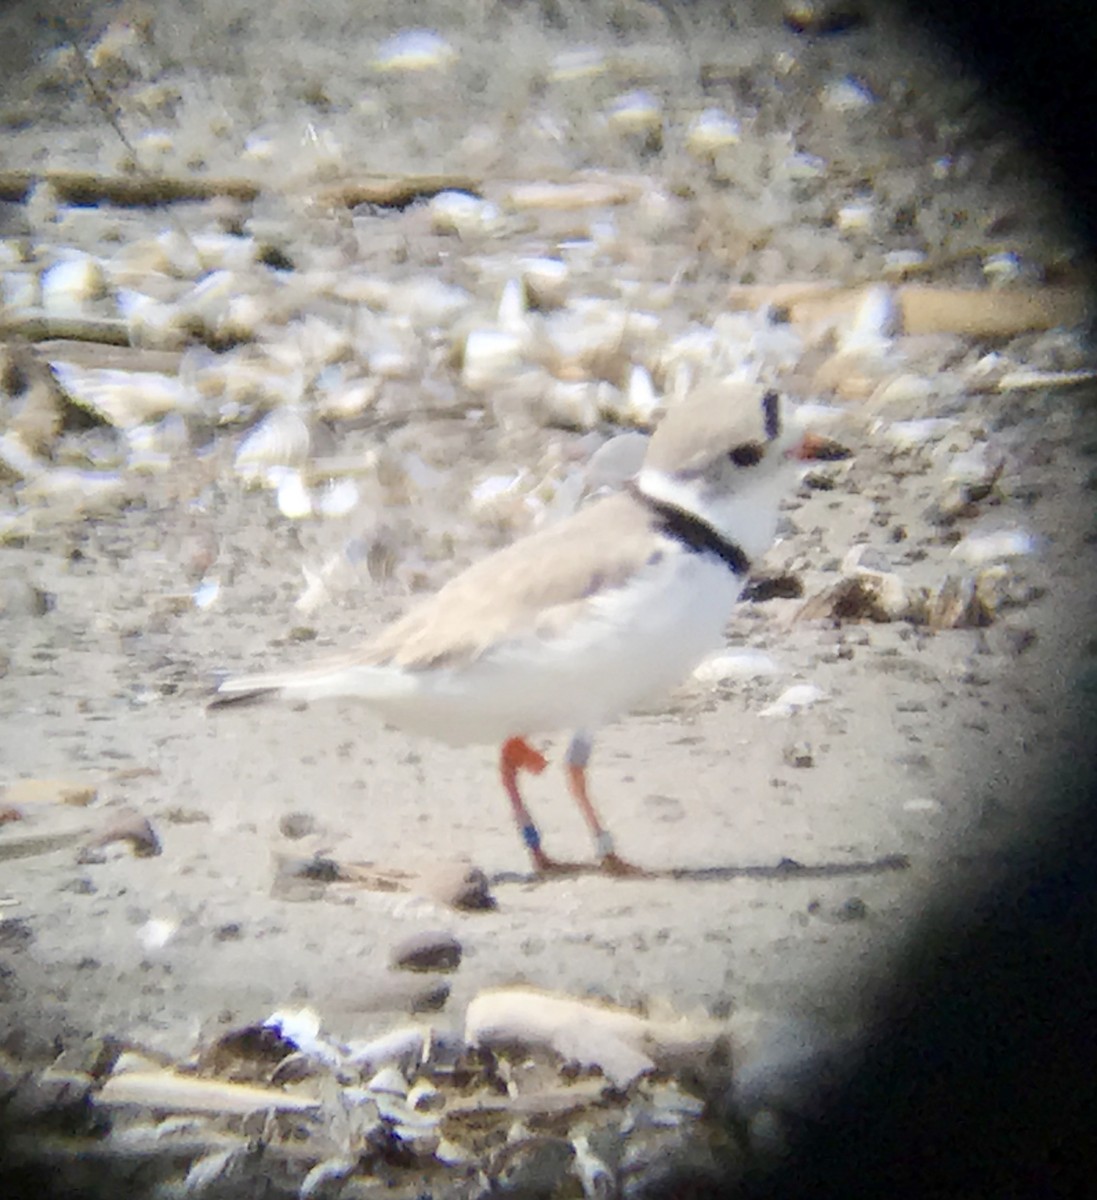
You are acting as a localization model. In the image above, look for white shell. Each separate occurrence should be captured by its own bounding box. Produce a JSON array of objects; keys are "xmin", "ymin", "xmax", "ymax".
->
[
  {"xmin": 840, "ymin": 285, "xmax": 898, "ymax": 356},
  {"xmin": 429, "ymin": 191, "xmax": 502, "ymax": 237},
  {"xmin": 234, "ymin": 408, "xmax": 311, "ymax": 480},
  {"xmin": 543, "ymin": 300, "xmax": 635, "ymax": 371},
  {"xmin": 184, "ymin": 1148, "xmax": 247, "ymax": 1193},
  {"xmin": 548, "ymin": 47, "xmax": 608, "ymax": 81},
  {"xmin": 572, "ymin": 1133, "xmax": 614, "ymax": 1199},
  {"xmin": 946, "ymin": 444, "xmax": 1001, "ymax": 485},
  {"xmin": 470, "ymin": 472, "xmax": 527, "ymax": 515},
  {"xmin": 389, "ymin": 278, "xmax": 472, "ymax": 326},
  {"xmin": 392, "ymin": 1121, "xmax": 441, "ymax": 1157},
  {"xmin": 137, "ymin": 918, "xmax": 177, "ymax": 951},
  {"xmin": 116, "ymin": 289, "xmax": 189, "ymax": 347},
  {"xmin": 52, "ymin": 363, "xmax": 199, "ymax": 430},
  {"xmin": 373, "ymin": 29, "xmax": 456, "ymax": 72},
  {"xmin": 871, "ymin": 374, "xmax": 937, "ymax": 409},
  {"xmin": 950, "ymin": 529, "xmax": 1037, "ymax": 566},
  {"xmin": 520, "ymin": 257, "xmax": 569, "ymax": 310},
  {"xmin": 983, "ymin": 252, "xmax": 1023, "ymax": 284},
  {"xmin": 606, "ymin": 89, "xmax": 663, "ymax": 135},
  {"xmin": 189, "ymin": 232, "xmax": 259, "ymax": 273},
  {"xmin": 242, "ymin": 133, "xmax": 277, "ymax": 163},
  {"xmin": 192, "ymin": 578, "xmax": 221, "ymax": 609},
  {"xmin": 276, "ymin": 472, "xmax": 313, "ymax": 520},
  {"xmin": 758, "ymin": 684, "xmax": 828, "ymax": 718},
  {"xmin": 315, "ymin": 377, "xmax": 378, "ymax": 421},
  {"xmin": 0, "ymin": 431, "xmax": 45, "ymax": 479},
  {"xmin": 1, "ymin": 270, "xmax": 39, "ymax": 310},
  {"xmin": 406, "ymin": 1081, "xmax": 445, "ymax": 1112},
  {"xmin": 267, "ymin": 316, "xmax": 354, "ymax": 371},
  {"xmin": 539, "ymin": 380, "xmax": 602, "ymax": 431},
  {"xmin": 435, "ymin": 1138, "xmax": 472, "ymax": 1166},
  {"xmin": 836, "ymin": 202, "xmax": 874, "ymax": 233},
  {"xmin": 316, "ymin": 478, "xmax": 360, "ymax": 519},
  {"xmin": 345, "ymin": 1028, "xmax": 426, "ymax": 1074},
  {"xmin": 262, "ymin": 1007, "xmax": 341, "ymax": 1064},
  {"xmin": 462, "ymin": 329, "xmax": 525, "ymax": 391},
  {"xmin": 40, "ymin": 255, "xmax": 107, "ymax": 314},
  {"xmin": 366, "ymin": 1066, "xmax": 409, "ymax": 1098},
  {"xmin": 0, "ymin": 239, "xmax": 27, "ymax": 267},
  {"xmin": 368, "ymin": 343, "xmax": 416, "ymax": 379},
  {"xmin": 497, "ymin": 278, "xmax": 530, "ymax": 334},
  {"xmin": 126, "ymin": 412, "xmax": 190, "ymax": 471},
  {"xmin": 300, "ymin": 1158, "xmax": 358, "ymax": 1199},
  {"xmin": 821, "ymin": 76, "xmax": 876, "ymax": 112},
  {"xmin": 882, "ymin": 249, "xmax": 928, "ymax": 277},
  {"xmin": 686, "ymin": 108, "xmax": 741, "ymax": 155},
  {"xmin": 884, "ymin": 418, "xmax": 956, "ymax": 450},
  {"xmin": 203, "ymin": 355, "xmax": 305, "ymax": 412},
  {"xmin": 20, "ymin": 467, "xmax": 126, "ymax": 509},
  {"xmin": 784, "ymin": 151, "xmax": 827, "ymax": 179},
  {"xmin": 693, "ymin": 649, "xmax": 781, "ymax": 683},
  {"xmin": 623, "ymin": 364, "xmax": 660, "ymax": 425}
]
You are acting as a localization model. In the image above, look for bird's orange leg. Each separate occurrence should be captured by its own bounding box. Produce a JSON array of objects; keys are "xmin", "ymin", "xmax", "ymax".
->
[
  {"xmin": 499, "ymin": 737, "xmax": 579, "ymax": 875},
  {"xmin": 564, "ymin": 734, "xmax": 650, "ymax": 877}
]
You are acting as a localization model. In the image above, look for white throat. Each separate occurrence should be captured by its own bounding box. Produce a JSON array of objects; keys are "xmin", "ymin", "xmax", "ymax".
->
[{"xmin": 635, "ymin": 466, "xmax": 785, "ymax": 563}]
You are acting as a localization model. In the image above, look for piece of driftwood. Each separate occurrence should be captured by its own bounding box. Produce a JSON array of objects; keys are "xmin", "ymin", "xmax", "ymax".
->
[
  {"xmin": 96, "ymin": 1070, "xmax": 321, "ymax": 1115},
  {"xmin": 33, "ymin": 341, "xmax": 186, "ymax": 375},
  {"xmin": 994, "ymin": 367, "xmax": 1097, "ymax": 391},
  {"xmin": 0, "ymin": 313, "xmax": 133, "ymax": 346},
  {"xmin": 272, "ymin": 854, "xmax": 495, "ymax": 911},
  {"xmin": 0, "ymin": 825, "xmax": 92, "ymax": 862},
  {"xmin": 0, "ymin": 168, "xmax": 483, "ymax": 212},
  {"xmin": 465, "ymin": 987, "xmax": 729, "ymax": 1090},
  {"xmin": 726, "ymin": 281, "xmax": 1093, "ymax": 336},
  {"xmin": 897, "ymin": 285, "xmax": 1092, "ymax": 336},
  {"xmin": 0, "ymin": 778, "xmax": 98, "ymax": 808},
  {"xmin": 311, "ymin": 175, "xmax": 480, "ymax": 209},
  {"xmin": 493, "ymin": 178, "xmax": 644, "ymax": 210},
  {"xmin": 0, "ymin": 169, "xmax": 261, "ymax": 206}
]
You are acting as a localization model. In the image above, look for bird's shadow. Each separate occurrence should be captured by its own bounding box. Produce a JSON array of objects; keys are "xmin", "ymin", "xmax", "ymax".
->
[{"xmin": 490, "ymin": 853, "xmax": 910, "ymax": 886}]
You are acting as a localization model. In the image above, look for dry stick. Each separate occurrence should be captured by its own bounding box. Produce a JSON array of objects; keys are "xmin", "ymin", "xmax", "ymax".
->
[
  {"xmin": 726, "ymin": 281, "xmax": 1094, "ymax": 337},
  {"xmin": 0, "ymin": 169, "xmax": 481, "ymax": 209},
  {"xmin": 30, "ymin": 339, "xmax": 185, "ymax": 373},
  {"xmin": 0, "ymin": 169, "xmax": 260, "ymax": 207},
  {"xmin": 0, "ymin": 313, "xmax": 132, "ymax": 345},
  {"xmin": 63, "ymin": 29, "xmax": 208, "ymax": 273},
  {"xmin": 313, "ymin": 175, "xmax": 481, "ymax": 209}
]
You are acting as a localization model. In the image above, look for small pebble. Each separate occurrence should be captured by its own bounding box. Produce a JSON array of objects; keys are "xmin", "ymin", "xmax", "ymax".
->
[
  {"xmin": 833, "ymin": 896, "xmax": 868, "ymax": 922},
  {"xmin": 423, "ymin": 863, "xmax": 495, "ymax": 912},
  {"xmin": 782, "ymin": 742, "xmax": 815, "ymax": 768},
  {"xmin": 759, "ymin": 685, "xmax": 828, "ymax": 718},
  {"xmin": 366, "ymin": 1066, "xmax": 408, "ymax": 1098},
  {"xmin": 279, "ymin": 811, "xmax": 317, "ymax": 840},
  {"xmin": 390, "ymin": 930, "xmax": 462, "ymax": 973},
  {"xmin": 409, "ymin": 980, "xmax": 451, "ymax": 1014}
]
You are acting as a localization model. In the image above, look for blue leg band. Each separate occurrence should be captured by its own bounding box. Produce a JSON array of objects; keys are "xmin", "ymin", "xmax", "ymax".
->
[{"xmin": 522, "ymin": 823, "xmax": 542, "ymax": 851}]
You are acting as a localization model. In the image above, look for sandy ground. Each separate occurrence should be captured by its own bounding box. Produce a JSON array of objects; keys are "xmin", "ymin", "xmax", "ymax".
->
[{"xmin": 0, "ymin": 0, "xmax": 1095, "ymax": 1080}]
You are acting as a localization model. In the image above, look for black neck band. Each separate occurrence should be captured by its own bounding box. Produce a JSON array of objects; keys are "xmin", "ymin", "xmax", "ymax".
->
[{"xmin": 628, "ymin": 482, "xmax": 752, "ymax": 576}]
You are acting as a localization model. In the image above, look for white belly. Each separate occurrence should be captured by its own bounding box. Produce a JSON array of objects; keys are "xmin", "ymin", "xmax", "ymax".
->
[{"xmin": 370, "ymin": 550, "xmax": 743, "ymax": 745}]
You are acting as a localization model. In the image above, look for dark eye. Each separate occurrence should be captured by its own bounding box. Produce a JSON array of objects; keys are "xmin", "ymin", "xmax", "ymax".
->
[
  {"xmin": 762, "ymin": 390, "xmax": 781, "ymax": 441},
  {"xmin": 729, "ymin": 441, "xmax": 764, "ymax": 467}
]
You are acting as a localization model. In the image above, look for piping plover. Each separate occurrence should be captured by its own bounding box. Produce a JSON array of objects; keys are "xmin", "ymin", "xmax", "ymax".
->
[{"xmin": 212, "ymin": 382, "xmax": 822, "ymax": 875}]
